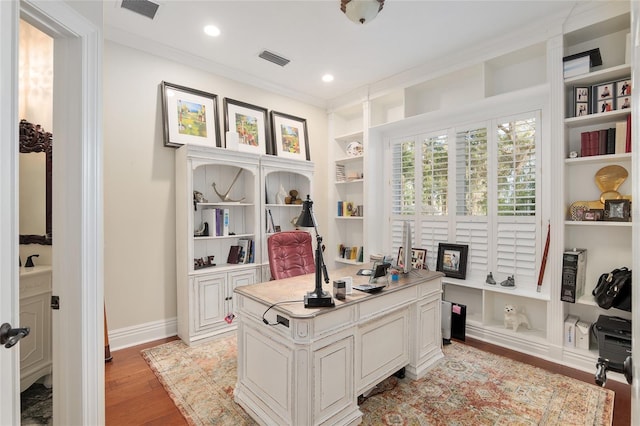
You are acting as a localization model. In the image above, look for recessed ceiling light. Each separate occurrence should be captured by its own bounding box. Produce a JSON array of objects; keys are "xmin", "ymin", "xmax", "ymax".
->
[
  {"xmin": 204, "ymin": 25, "xmax": 220, "ymax": 37},
  {"xmin": 322, "ymin": 74, "xmax": 334, "ymax": 83}
]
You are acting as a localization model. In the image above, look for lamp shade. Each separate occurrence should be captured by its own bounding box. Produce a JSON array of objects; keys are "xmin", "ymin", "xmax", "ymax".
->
[
  {"xmin": 296, "ymin": 196, "xmax": 315, "ymax": 228},
  {"xmin": 340, "ymin": 0, "xmax": 384, "ymax": 25}
]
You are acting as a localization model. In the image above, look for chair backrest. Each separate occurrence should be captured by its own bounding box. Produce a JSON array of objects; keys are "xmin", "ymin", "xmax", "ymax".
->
[{"xmin": 267, "ymin": 231, "xmax": 315, "ymax": 280}]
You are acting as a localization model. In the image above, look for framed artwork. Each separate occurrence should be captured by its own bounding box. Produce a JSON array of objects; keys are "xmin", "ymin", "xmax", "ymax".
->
[
  {"xmin": 223, "ymin": 98, "xmax": 270, "ymax": 155},
  {"xmin": 604, "ymin": 199, "xmax": 630, "ymax": 222},
  {"xmin": 574, "ymin": 86, "xmax": 589, "ymax": 117},
  {"xmin": 270, "ymin": 111, "xmax": 310, "ymax": 161},
  {"xmin": 397, "ymin": 247, "xmax": 428, "ymax": 270},
  {"xmin": 160, "ymin": 81, "xmax": 220, "ymax": 148},
  {"xmin": 436, "ymin": 243, "xmax": 469, "ymax": 279}
]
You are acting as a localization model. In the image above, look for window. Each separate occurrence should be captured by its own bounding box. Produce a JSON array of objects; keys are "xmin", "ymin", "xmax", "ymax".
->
[{"xmin": 390, "ymin": 112, "xmax": 540, "ymax": 284}]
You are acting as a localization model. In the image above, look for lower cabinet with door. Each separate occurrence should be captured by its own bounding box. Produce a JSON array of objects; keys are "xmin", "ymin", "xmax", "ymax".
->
[{"xmin": 178, "ymin": 266, "xmax": 258, "ymax": 345}]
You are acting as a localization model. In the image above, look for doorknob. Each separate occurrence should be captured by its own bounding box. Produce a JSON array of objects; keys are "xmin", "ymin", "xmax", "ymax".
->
[{"xmin": 0, "ymin": 323, "xmax": 30, "ymax": 349}]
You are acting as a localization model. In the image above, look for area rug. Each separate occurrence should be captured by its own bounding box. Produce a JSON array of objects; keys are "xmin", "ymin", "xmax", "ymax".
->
[{"xmin": 142, "ymin": 336, "xmax": 614, "ymax": 426}]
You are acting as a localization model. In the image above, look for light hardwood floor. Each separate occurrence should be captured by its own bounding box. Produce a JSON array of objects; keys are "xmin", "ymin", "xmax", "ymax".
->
[{"xmin": 105, "ymin": 336, "xmax": 631, "ymax": 425}]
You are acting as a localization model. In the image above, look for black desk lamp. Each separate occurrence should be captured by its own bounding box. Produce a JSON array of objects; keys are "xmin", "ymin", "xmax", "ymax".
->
[{"xmin": 296, "ymin": 195, "xmax": 334, "ymax": 308}]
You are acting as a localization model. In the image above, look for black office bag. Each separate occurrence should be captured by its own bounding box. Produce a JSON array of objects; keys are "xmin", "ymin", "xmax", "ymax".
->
[{"xmin": 592, "ymin": 267, "xmax": 631, "ymax": 311}]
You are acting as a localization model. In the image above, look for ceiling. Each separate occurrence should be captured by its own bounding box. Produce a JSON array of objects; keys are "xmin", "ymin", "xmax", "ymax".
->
[{"xmin": 103, "ymin": 1, "xmax": 581, "ymax": 107}]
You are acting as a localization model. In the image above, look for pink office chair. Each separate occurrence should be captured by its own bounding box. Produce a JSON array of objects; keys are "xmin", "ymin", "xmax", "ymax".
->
[{"xmin": 267, "ymin": 231, "xmax": 315, "ymax": 280}]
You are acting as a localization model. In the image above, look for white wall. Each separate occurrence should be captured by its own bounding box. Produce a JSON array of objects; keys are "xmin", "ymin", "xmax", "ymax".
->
[{"xmin": 103, "ymin": 41, "xmax": 328, "ymax": 333}]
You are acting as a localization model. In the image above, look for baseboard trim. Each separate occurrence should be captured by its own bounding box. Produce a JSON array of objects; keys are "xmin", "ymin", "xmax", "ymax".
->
[{"xmin": 108, "ymin": 317, "xmax": 177, "ymax": 351}]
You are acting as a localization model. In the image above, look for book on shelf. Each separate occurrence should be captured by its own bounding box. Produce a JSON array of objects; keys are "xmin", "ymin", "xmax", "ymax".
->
[
  {"xmin": 237, "ymin": 238, "xmax": 252, "ymax": 264},
  {"xmin": 598, "ymin": 129, "xmax": 607, "ymax": 156},
  {"xmin": 216, "ymin": 209, "xmax": 224, "ymax": 236},
  {"xmin": 615, "ymin": 120, "xmax": 627, "ymax": 154},
  {"xmin": 227, "ymin": 245, "xmax": 241, "ymax": 264},
  {"xmin": 606, "ymin": 127, "xmax": 615, "ymax": 155},
  {"xmin": 625, "ymin": 114, "xmax": 631, "ymax": 153},
  {"xmin": 560, "ymin": 248, "xmax": 587, "ymax": 303},
  {"xmin": 203, "ymin": 209, "xmax": 217, "ymax": 237},
  {"xmin": 335, "ymin": 164, "xmax": 346, "ymax": 182},
  {"xmin": 222, "ymin": 208, "xmax": 230, "ymax": 236},
  {"xmin": 337, "ymin": 201, "xmax": 343, "ymax": 217}
]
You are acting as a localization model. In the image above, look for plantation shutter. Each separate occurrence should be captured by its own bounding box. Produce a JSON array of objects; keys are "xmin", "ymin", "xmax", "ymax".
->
[
  {"xmin": 494, "ymin": 114, "xmax": 538, "ymax": 284},
  {"xmin": 455, "ymin": 127, "xmax": 488, "ymax": 216},
  {"xmin": 421, "ymin": 134, "xmax": 448, "ymax": 216},
  {"xmin": 391, "ymin": 138, "xmax": 416, "ymax": 216}
]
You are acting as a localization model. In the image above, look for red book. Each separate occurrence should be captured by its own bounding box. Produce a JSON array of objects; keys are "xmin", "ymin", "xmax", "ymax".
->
[
  {"xmin": 588, "ymin": 131, "xmax": 599, "ymax": 156},
  {"xmin": 626, "ymin": 114, "xmax": 632, "ymax": 153},
  {"xmin": 580, "ymin": 132, "xmax": 589, "ymax": 157}
]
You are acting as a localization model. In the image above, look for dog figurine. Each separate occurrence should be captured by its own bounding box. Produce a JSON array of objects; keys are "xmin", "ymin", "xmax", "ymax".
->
[{"xmin": 503, "ymin": 304, "xmax": 530, "ymax": 332}]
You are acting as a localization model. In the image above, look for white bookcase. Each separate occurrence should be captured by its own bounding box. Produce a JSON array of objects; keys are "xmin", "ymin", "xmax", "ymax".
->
[
  {"xmin": 176, "ymin": 145, "xmax": 315, "ymax": 344},
  {"xmin": 560, "ymin": 10, "xmax": 632, "ymax": 373},
  {"xmin": 260, "ymin": 155, "xmax": 314, "ymax": 280},
  {"xmin": 329, "ymin": 103, "xmax": 367, "ymax": 267}
]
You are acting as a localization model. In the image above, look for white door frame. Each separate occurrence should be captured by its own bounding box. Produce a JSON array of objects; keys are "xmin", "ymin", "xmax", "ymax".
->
[
  {"xmin": 1, "ymin": 1, "xmax": 103, "ymax": 424},
  {"xmin": 0, "ymin": 0, "xmax": 22, "ymax": 422}
]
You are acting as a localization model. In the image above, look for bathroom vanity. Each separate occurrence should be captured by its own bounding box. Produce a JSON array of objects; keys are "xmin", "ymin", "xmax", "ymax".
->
[{"xmin": 20, "ymin": 265, "xmax": 52, "ymax": 391}]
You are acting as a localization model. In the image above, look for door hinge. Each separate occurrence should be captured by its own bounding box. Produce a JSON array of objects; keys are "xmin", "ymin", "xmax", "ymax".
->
[{"xmin": 51, "ymin": 295, "xmax": 60, "ymax": 310}]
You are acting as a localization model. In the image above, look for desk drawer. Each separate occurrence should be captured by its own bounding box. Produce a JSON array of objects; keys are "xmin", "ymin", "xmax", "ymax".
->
[{"xmin": 358, "ymin": 286, "xmax": 417, "ymax": 320}]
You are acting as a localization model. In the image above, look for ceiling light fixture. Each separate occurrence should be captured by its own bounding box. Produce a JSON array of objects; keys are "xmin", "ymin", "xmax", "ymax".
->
[
  {"xmin": 204, "ymin": 25, "xmax": 220, "ymax": 37},
  {"xmin": 340, "ymin": 0, "xmax": 384, "ymax": 25},
  {"xmin": 322, "ymin": 74, "xmax": 334, "ymax": 83}
]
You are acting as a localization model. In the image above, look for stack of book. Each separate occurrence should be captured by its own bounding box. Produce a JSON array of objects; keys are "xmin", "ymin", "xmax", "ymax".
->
[
  {"xmin": 579, "ymin": 116, "xmax": 631, "ymax": 157},
  {"xmin": 227, "ymin": 237, "xmax": 254, "ymax": 264},
  {"xmin": 338, "ymin": 244, "xmax": 363, "ymax": 262},
  {"xmin": 335, "ymin": 164, "xmax": 346, "ymax": 182},
  {"xmin": 201, "ymin": 208, "xmax": 230, "ymax": 237}
]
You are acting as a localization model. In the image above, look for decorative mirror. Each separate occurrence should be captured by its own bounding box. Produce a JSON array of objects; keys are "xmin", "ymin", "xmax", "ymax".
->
[{"xmin": 19, "ymin": 119, "xmax": 52, "ymax": 245}]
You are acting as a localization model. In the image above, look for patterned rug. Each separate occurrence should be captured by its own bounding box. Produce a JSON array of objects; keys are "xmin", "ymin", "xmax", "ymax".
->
[{"xmin": 142, "ymin": 336, "xmax": 614, "ymax": 426}]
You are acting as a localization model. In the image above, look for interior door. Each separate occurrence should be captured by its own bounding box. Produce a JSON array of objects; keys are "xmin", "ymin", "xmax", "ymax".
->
[{"xmin": 0, "ymin": 1, "xmax": 21, "ymax": 424}]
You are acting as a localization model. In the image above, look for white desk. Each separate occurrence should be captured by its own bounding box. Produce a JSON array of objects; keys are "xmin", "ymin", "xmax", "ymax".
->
[{"xmin": 233, "ymin": 265, "xmax": 443, "ymax": 425}]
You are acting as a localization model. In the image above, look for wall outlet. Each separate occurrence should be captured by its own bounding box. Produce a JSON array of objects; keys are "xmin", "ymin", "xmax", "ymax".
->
[{"xmin": 276, "ymin": 315, "xmax": 289, "ymax": 328}]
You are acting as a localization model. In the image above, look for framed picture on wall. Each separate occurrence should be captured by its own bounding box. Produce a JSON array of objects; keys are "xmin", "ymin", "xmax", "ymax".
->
[
  {"xmin": 436, "ymin": 243, "xmax": 469, "ymax": 279},
  {"xmin": 270, "ymin": 111, "xmax": 310, "ymax": 161},
  {"xmin": 160, "ymin": 81, "xmax": 220, "ymax": 148},
  {"xmin": 223, "ymin": 98, "xmax": 270, "ymax": 155}
]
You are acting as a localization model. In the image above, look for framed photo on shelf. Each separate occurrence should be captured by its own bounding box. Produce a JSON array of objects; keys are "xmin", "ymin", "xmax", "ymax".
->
[
  {"xmin": 594, "ymin": 82, "xmax": 613, "ymax": 101},
  {"xmin": 574, "ymin": 86, "xmax": 590, "ymax": 117},
  {"xmin": 615, "ymin": 78, "xmax": 631, "ymax": 111},
  {"xmin": 583, "ymin": 209, "xmax": 601, "ymax": 221},
  {"xmin": 397, "ymin": 247, "xmax": 428, "ymax": 270},
  {"xmin": 270, "ymin": 111, "xmax": 310, "ymax": 161},
  {"xmin": 604, "ymin": 199, "xmax": 630, "ymax": 222},
  {"xmin": 223, "ymin": 98, "xmax": 270, "ymax": 155},
  {"xmin": 436, "ymin": 243, "xmax": 469, "ymax": 279},
  {"xmin": 160, "ymin": 81, "xmax": 221, "ymax": 148},
  {"xmin": 616, "ymin": 79, "xmax": 631, "ymax": 96}
]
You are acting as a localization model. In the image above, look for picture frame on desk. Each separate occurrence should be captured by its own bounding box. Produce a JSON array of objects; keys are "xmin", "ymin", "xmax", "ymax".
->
[
  {"xmin": 270, "ymin": 111, "xmax": 310, "ymax": 161},
  {"xmin": 223, "ymin": 98, "xmax": 270, "ymax": 155},
  {"xmin": 397, "ymin": 247, "xmax": 428, "ymax": 270},
  {"xmin": 436, "ymin": 243, "xmax": 468, "ymax": 279},
  {"xmin": 604, "ymin": 199, "xmax": 630, "ymax": 222},
  {"xmin": 160, "ymin": 81, "xmax": 221, "ymax": 148}
]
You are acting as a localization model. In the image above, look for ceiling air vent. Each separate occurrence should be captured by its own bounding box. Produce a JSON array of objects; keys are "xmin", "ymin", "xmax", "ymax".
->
[
  {"xmin": 259, "ymin": 50, "xmax": 290, "ymax": 67},
  {"xmin": 121, "ymin": 0, "xmax": 160, "ymax": 20}
]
